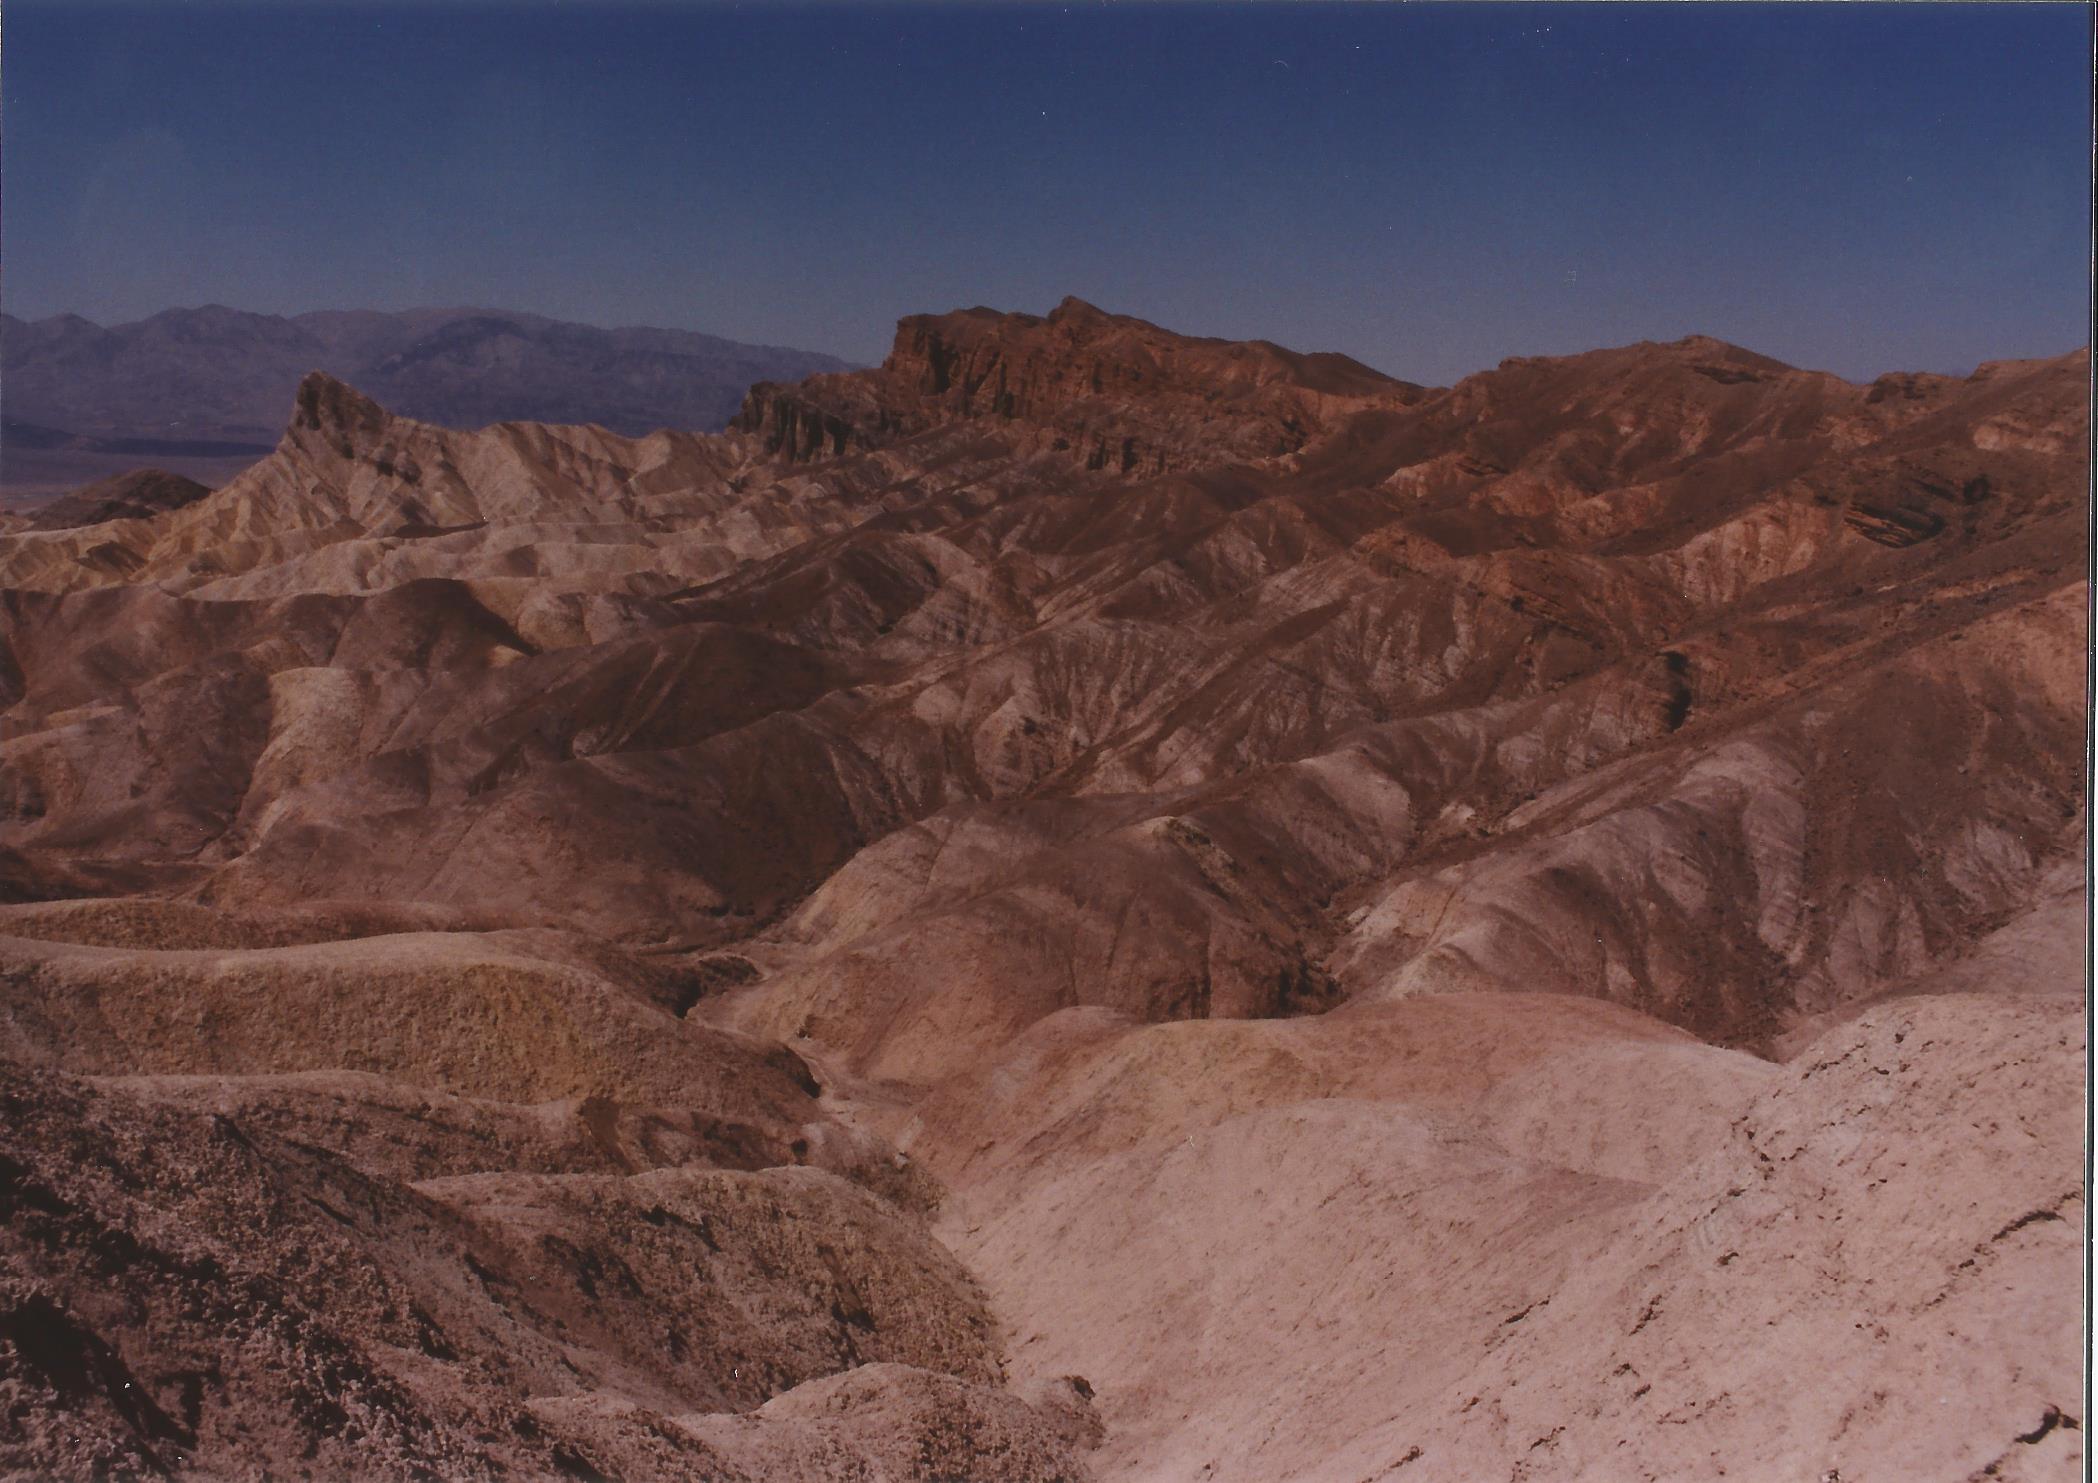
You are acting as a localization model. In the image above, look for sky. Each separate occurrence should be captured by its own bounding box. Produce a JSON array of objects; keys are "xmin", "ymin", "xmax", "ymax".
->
[{"xmin": 2, "ymin": 1, "xmax": 2091, "ymax": 386}]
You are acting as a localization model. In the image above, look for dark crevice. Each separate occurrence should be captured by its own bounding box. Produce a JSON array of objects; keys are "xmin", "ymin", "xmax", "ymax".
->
[{"xmin": 2014, "ymin": 1406, "xmax": 2079, "ymax": 1445}]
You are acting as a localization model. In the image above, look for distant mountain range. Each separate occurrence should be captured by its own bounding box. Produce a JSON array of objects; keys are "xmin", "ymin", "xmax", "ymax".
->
[{"xmin": 0, "ymin": 305, "xmax": 853, "ymax": 498}]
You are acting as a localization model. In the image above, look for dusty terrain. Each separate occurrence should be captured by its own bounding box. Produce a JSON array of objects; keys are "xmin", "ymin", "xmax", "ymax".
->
[{"xmin": 0, "ymin": 296, "xmax": 2086, "ymax": 1481}]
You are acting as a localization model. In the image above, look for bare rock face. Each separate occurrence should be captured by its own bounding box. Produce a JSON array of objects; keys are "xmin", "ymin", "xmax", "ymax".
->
[
  {"xmin": 735, "ymin": 295, "xmax": 1424, "ymax": 473},
  {"xmin": 0, "ymin": 298, "xmax": 2084, "ymax": 1479}
]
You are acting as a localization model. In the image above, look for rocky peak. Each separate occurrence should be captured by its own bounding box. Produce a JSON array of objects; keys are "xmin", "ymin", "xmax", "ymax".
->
[
  {"xmin": 290, "ymin": 371, "xmax": 394, "ymax": 458},
  {"xmin": 736, "ymin": 297, "xmax": 1424, "ymax": 473},
  {"xmin": 1048, "ymin": 294, "xmax": 1111, "ymax": 322}
]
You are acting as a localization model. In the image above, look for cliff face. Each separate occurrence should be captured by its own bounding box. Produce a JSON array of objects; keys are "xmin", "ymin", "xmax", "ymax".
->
[
  {"xmin": 734, "ymin": 382, "xmax": 865, "ymax": 462},
  {"xmin": 736, "ymin": 296, "xmax": 1425, "ymax": 472}
]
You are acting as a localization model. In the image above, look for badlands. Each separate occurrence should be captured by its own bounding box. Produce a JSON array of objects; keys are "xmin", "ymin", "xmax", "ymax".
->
[{"xmin": 0, "ymin": 297, "xmax": 2086, "ymax": 1480}]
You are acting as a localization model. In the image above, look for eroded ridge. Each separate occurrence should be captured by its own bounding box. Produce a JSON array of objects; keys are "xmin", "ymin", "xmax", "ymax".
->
[{"xmin": 0, "ymin": 302, "xmax": 2085, "ymax": 1481}]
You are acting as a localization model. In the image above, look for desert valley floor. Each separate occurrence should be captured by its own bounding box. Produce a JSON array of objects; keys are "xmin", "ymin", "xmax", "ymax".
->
[{"xmin": 0, "ymin": 298, "xmax": 2087, "ymax": 1481}]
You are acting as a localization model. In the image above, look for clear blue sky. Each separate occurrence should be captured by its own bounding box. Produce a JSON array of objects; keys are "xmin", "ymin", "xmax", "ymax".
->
[{"xmin": 3, "ymin": 2, "xmax": 2090, "ymax": 384}]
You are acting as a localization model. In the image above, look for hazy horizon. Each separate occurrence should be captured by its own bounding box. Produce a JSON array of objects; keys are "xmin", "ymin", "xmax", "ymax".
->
[
  {"xmin": 0, "ymin": 300, "xmax": 872, "ymax": 363},
  {"xmin": 7, "ymin": 292, "xmax": 2091, "ymax": 393},
  {"xmin": 3, "ymin": 2, "xmax": 2091, "ymax": 386}
]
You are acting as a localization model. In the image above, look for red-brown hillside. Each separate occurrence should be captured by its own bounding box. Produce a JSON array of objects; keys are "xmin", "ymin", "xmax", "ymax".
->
[{"xmin": 0, "ymin": 301, "xmax": 2085, "ymax": 1480}]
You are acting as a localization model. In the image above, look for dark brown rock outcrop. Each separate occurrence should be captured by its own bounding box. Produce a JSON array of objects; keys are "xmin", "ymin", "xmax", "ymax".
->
[
  {"xmin": 22, "ymin": 469, "xmax": 212, "ymax": 531},
  {"xmin": 736, "ymin": 295, "xmax": 1425, "ymax": 471}
]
